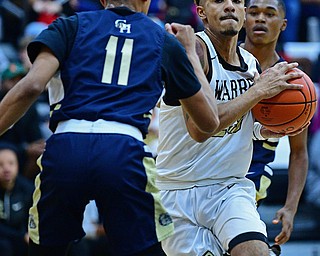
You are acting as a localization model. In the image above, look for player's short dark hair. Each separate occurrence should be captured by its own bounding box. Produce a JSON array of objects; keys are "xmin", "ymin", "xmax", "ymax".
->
[
  {"xmin": 194, "ymin": 0, "xmax": 201, "ymax": 6},
  {"xmin": 277, "ymin": 0, "xmax": 286, "ymax": 15},
  {"xmin": 245, "ymin": 0, "xmax": 286, "ymax": 16}
]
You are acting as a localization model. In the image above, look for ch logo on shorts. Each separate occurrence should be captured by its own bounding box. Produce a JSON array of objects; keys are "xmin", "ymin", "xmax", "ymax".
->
[
  {"xmin": 159, "ymin": 213, "xmax": 173, "ymax": 226},
  {"xmin": 29, "ymin": 215, "xmax": 36, "ymax": 229},
  {"xmin": 203, "ymin": 251, "xmax": 214, "ymax": 256}
]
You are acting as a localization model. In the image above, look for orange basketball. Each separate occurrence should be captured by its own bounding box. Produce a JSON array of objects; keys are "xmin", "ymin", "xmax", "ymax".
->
[{"xmin": 252, "ymin": 68, "xmax": 317, "ymax": 134}]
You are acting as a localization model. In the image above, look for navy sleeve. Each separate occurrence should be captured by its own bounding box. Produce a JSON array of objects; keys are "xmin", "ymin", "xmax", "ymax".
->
[
  {"xmin": 161, "ymin": 33, "xmax": 201, "ymax": 106},
  {"xmin": 27, "ymin": 15, "xmax": 78, "ymax": 66}
]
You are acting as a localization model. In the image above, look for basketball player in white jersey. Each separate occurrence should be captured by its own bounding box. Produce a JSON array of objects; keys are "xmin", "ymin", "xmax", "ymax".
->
[{"xmin": 156, "ymin": 0, "xmax": 305, "ymax": 255}]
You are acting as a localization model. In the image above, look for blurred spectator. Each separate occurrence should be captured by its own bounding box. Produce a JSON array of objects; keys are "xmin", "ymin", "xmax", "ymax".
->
[
  {"xmin": 279, "ymin": 0, "xmax": 301, "ymax": 42},
  {"xmin": 0, "ymin": 0, "xmax": 29, "ymax": 47},
  {"xmin": 67, "ymin": 0, "xmax": 103, "ymax": 12},
  {"xmin": 0, "ymin": 46, "xmax": 11, "ymax": 74},
  {"xmin": 148, "ymin": 0, "xmax": 166, "ymax": 26},
  {"xmin": 164, "ymin": 0, "xmax": 203, "ymax": 31},
  {"xmin": 23, "ymin": 21, "xmax": 48, "ymax": 39},
  {"xmin": 299, "ymin": 0, "xmax": 320, "ymax": 42},
  {"xmin": 28, "ymin": 0, "xmax": 63, "ymax": 25},
  {"xmin": 0, "ymin": 62, "xmax": 45, "ymax": 180},
  {"xmin": 0, "ymin": 142, "xmax": 34, "ymax": 256},
  {"xmin": 27, "ymin": 0, "xmax": 77, "ymax": 26},
  {"xmin": 18, "ymin": 36, "xmax": 35, "ymax": 71}
]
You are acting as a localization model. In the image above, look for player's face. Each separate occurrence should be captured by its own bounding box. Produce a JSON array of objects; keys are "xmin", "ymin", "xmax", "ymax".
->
[
  {"xmin": 197, "ymin": 0, "xmax": 245, "ymax": 37},
  {"xmin": 0, "ymin": 150, "xmax": 19, "ymax": 185},
  {"xmin": 245, "ymin": 0, "xmax": 287, "ymax": 45}
]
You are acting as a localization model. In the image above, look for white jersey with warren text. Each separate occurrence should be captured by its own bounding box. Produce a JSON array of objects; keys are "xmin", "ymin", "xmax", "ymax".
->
[{"xmin": 156, "ymin": 31, "xmax": 260, "ymax": 190}]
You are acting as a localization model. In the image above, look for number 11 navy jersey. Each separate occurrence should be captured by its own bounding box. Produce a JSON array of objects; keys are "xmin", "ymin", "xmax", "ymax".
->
[{"xmin": 28, "ymin": 7, "xmax": 202, "ymax": 137}]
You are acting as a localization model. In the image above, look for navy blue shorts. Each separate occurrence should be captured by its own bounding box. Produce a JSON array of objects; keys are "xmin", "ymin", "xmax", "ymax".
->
[{"xmin": 28, "ymin": 133, "xmax": 173, "ymax": 255}]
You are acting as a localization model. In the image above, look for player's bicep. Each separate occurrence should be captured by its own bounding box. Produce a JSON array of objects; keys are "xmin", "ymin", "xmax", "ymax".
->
[{"xmin": 29, "ymin": 47, "xmax": 60, "ymax": 89}]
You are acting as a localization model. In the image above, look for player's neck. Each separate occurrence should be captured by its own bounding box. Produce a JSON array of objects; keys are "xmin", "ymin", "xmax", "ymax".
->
[
  {"xmin": 107, "ymin": 3, "xmax": 134, "ymax": 10},
  {"xmin": 205, "ymin": 28, "xmax": 240, "ymax": 66},
  {"xmin": 106, "ymin": 1, "xmax": 145, "ymax": 13}
]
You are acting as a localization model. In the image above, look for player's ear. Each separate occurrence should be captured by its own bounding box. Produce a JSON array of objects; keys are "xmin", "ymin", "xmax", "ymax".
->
[
  {"xmin": 197, "ymin": 5, "xmax": 206, "ymax": 20},
  {"xmin": 281, "ymin": 18, "xmax": 287, "ymax": 31}
]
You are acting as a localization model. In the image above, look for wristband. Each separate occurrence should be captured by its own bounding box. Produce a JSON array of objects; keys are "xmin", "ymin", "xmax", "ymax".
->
[{"xmin": 253, "ymin": 122, "xmax": 265, "ymax": 140}]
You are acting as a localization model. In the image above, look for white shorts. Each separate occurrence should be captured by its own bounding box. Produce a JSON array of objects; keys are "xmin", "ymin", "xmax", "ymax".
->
[{"xmin": 160, "ymin": 178, "xmax": 268, "ymax": 256}]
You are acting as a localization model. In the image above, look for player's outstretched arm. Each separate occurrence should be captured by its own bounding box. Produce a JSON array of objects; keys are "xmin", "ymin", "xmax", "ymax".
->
[
  {"xmin": 272, "ymin": 129, "xmax": 308, "ymax": 245},
  {"xmin": 0, "ymin": 47, "xmax": 59, "ymax": 136}
]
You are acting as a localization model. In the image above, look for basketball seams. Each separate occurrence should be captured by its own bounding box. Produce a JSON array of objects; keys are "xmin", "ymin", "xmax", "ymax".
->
[
  {"xmin": 257, "ymin": 101, "xmax": 315, "ymax": 105},
  {"xmin": 302, "ymin": 75, "xmax": 317, "ymax": 126},
  {"xmin": 257, "ymin": 103, "xmax": 311, "ymax": 128},
  {"xmin": 252, "ymin": 69, "xmax": 317, "ymax": 133}
]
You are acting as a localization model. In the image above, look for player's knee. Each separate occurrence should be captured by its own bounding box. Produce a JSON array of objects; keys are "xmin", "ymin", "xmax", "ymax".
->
[{"xmin": 230, "ymin": 240, "xmax": 269, "ymax": 256}]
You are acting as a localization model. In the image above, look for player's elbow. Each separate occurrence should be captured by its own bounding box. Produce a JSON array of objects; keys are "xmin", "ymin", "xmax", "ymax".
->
[
  {"xmin": 190, "ymin": 133, "xmax": 211, "ymax": 143},
  {"xmin": 195, "ymin": 114, "xmax": 220, "ymax": 136},
  {"xmin": 23, "ymin": 77, "xmax": 46, "ymax": 97},
  {"xmin": 187, "ymin": 119, "xmax": 219, "ymax": 143}
]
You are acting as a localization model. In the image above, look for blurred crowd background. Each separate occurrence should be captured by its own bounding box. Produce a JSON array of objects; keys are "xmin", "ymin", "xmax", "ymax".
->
[{"xmin": 0, "ymin": 0, "xmax": 319, "ymax": 255}]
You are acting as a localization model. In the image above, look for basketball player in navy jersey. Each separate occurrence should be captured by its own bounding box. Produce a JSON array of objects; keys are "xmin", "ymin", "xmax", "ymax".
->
[
  {"xmin": 0, "ymin": 0, "xmax": 220, "ymax": 255},
  {"xmin": 156, "ymin": 0, "xmax": 306, "ymax": 256},
  {"xmin": 242, "ymin": 0, "xmax": 308, "ymax": 248}
]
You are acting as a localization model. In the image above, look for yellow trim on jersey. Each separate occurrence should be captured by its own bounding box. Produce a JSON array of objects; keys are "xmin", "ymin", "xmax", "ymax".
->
[
  {"xmin": 262, "ymin": 141, "xmax": 277, "ymax": 151},
  {"xmin": 50, "ymin": 104, "xmax": 62, "ymax": 117},
  {"xmin": 256, "ymin": 175, "xmax": 271, "ymax": 202},
  {"xmin": 28, "ymin": 155, "xmax": 43, "ymax": 244},
  {"xmin": 143, "ymin": 156, "xmax": 174, "ymax": 241},
  {"xmin": 143, "ymin": 112, "xmax": 152, "ymax": 119}
]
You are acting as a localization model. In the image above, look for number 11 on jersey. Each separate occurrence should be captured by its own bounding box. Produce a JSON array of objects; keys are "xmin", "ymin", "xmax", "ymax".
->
[{"xmin": 102, "ymin": 35, "xmax": 133, "ymax": 86}]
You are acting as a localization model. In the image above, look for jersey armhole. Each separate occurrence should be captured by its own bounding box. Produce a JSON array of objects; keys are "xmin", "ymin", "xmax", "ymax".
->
[{"xmin": 196, "ymin": 35, "xmax": 212, "ymax": 82}]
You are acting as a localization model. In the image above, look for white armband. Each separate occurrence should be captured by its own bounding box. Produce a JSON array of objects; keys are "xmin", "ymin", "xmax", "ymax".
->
[{"xmin": 253, "ymin": 122, "xmax": 265, "ymax": 140}]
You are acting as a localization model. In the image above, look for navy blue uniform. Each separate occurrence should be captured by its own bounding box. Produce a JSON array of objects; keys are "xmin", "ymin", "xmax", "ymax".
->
[
  {"xmin": 246, "ymin": 58, "xmax": 284, "ymax": 204},
  {"xmin": 27, "ymin": 7, "xmax": 202, "ymax": 256}
]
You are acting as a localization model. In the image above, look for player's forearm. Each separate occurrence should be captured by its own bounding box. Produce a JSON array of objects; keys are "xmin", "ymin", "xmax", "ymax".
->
[
  {"xmin": 0, "ymin": 79, "xmax": 42, "ymax": 136},
  {"xmin": 185, "ymin": 52, "xmax": 220, "ymax": 134},
  {"xmin": 284, "ymin": 130, "xmax": 309, "ymax": 211},
  {"xmin": 215, "ymin": 85, "xmax": 262, "ymax": 131},
  {"xmin": 187, "ymin": 52, "xmax": 219, "ymax": 112},
  {"xmin": 285, "ymin": 154, "xmax": 308, "ymax": 212},
  {"xmin": 0, "ymin": 48, "xmax": 59, "ymax": 135}
]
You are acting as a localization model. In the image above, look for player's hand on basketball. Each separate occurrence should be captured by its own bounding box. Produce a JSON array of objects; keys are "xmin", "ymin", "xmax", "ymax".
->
[
  {"xmin": 272, "ymin": 206, "xmax": 295, "ymax": 245},
  {"xmin": 285, "ymin": 122, "xmax": 310, "ymax": 136},
  {"xmin": 165, "ymin": 23, "xmax": 196, "ymax": 55},
  {"xmin": 254, "ymin": 62, "xmax": 304, "ymax": 99},
  {"xmin": 261, "ymin": 122, "xmax": 310, "ymax": 138},
  {"xmin": 260, "ymin": 126, "xmax": 286, "ymax": 139}
]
